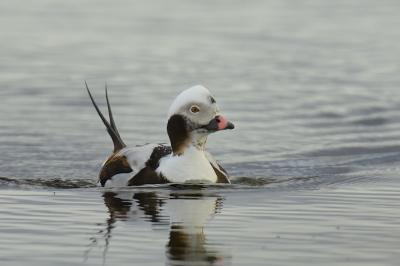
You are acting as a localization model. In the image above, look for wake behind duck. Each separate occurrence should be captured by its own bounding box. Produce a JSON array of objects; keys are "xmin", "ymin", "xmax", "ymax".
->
[{"xmin": 86, "ymin": 83, "xmax": 234, "ymax": 187}]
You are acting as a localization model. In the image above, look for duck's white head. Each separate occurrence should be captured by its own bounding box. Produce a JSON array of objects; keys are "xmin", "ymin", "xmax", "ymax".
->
[{"xmin": 167, "ymin": 85, "xmax": 234, "ymax": 155}]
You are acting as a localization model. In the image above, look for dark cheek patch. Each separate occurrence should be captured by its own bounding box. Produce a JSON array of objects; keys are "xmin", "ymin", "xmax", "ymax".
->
[{"xmin": 167, "ymin": 114, "xmax": 190, "ymax": 155}]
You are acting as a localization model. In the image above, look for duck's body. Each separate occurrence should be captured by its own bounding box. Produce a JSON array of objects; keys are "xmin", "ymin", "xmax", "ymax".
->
[{"xmin": 86, "ymin": 84, "xmax": 234, "ymax": 187}]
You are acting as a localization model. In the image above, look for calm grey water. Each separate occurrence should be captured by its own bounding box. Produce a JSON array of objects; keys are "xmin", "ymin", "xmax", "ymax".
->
[{"xmin": 1, "ymin": 0, "xmax": 400, "ymax": 265}]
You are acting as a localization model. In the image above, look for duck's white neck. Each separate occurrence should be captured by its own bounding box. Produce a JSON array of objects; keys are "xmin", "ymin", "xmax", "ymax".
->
[
  {"xmin": 158, "ymin": 143, "xmax": 217, "ymax": 183},
  {"xmin": 183, "ymin": 134, "xmax": 208, "ymax": 152}
]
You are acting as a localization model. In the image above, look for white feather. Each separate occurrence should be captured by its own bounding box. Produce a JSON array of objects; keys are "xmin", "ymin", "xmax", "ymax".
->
[
  {"xmin": 157, "ymin": 146, "xmax": 217, "ymax": 183},
  {"xmin": 167, "ymin": 85, "xmax": 213, "ymax": 118},
  {"xmin": 103, "ymin": 144, "xmax": 159, "ymax": 187}
]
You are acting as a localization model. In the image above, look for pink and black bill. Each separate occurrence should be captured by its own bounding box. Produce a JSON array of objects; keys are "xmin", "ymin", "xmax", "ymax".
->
[{"xmin": 203, "ymin": 115, "xmax": 235, "ymax": 132}]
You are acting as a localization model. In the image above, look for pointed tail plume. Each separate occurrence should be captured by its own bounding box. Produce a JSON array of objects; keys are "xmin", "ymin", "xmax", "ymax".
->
[{"xmin": 85, "ymin": 82, "xmax": 126, "ymax": 152}]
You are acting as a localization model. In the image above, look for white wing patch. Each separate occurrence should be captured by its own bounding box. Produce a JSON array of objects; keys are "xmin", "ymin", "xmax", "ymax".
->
[{"xmin": 103, "ymin": 143, "xmax": 159, "ymax": 187}]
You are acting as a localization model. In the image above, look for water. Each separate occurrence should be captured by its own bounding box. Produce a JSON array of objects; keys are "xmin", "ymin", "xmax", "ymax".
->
[{"xmin": 1, "ymin": 0, "xmax": 400, "ymax": 265}]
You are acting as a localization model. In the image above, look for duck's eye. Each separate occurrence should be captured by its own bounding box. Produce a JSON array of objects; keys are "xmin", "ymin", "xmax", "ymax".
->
[{"xmin": 190, "ymin": 105, "xmax": 200, "ymax": 114}]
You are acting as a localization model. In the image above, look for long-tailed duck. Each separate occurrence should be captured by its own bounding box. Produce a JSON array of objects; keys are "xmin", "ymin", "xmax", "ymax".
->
[{"xmin": 86, "ymin": 83, "xmax": 234, "ymax": 187}]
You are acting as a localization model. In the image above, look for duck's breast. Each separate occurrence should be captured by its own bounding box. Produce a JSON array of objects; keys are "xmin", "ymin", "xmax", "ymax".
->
[{"xmin": 157, "ymin": 147, "xmax": 218, "ymax": 183}]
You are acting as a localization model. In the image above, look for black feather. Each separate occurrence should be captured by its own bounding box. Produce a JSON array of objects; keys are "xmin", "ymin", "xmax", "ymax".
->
[{"xmin": 85, "ymin": 82, "xmax": 126, "ymax": 152}]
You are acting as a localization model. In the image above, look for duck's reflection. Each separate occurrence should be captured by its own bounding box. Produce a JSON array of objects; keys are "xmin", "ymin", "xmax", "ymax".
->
[{"xmin": 92, "ymin": 189, "xmax": 231, "ymax": 265}]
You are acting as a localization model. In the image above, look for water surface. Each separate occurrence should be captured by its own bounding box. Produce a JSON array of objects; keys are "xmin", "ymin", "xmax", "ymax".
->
[{"xmin": 0, "ymin": 0, "xmax": 400, "ymax": 265}]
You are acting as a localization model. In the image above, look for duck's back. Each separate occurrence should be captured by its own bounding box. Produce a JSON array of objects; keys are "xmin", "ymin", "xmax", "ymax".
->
[{"xmin": 100, "ymin": 143, "xmax": 172, "ymax": 187}]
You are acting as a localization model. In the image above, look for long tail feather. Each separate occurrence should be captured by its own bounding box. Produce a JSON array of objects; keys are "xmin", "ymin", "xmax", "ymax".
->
[
  {"xmin": 85, "ymin": 82, "xmax": 126, "ymax": 152},
  {"xmin": 105, "ymin": 84, "xmax": 122, "ymax": 140}
]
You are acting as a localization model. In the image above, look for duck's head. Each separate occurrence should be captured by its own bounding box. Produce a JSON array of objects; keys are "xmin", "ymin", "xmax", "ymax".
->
[{"xmin": 167, "ymin": 85, "xmax": 234, "ymax": 155}]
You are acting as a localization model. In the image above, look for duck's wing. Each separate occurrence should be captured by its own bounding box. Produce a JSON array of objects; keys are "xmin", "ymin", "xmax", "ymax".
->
[
  {"xmin": 85, "ymin": 82, "xmax": 126, "ymax": 153},
  {"xmin": 100, "ymin": 144, "xmax": 172, "ymax": 187},
  {"xmin": 204, "ymin": 151, "xmax": 231, "ymax": 184},
  {"xmin": 127, "ymin": 144, "xmax": 172, "ymax": 186}
]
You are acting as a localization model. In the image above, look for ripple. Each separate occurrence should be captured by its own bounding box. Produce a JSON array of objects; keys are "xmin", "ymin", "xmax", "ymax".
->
[
  {"xmin": 231, "ymin": 176, "xmax": 317, "ymax": 187},
  {"xmin": 350, "ymin": 117, "xmax": 388, "ymax": 126},
  {"xmin": 0, "ymin": 177, "xmax": 97, "ymax": 189}
]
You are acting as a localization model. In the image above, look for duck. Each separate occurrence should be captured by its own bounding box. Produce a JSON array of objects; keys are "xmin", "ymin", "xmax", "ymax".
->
[{"xmin": 86, "ymin": 83, "xmax": 234, "ymax": 187}]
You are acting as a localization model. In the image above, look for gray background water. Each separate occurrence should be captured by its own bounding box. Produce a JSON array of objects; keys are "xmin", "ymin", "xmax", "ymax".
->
[{"xmin": 0, "ymin": 0, "xmax": 400, "ymax": 265}]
